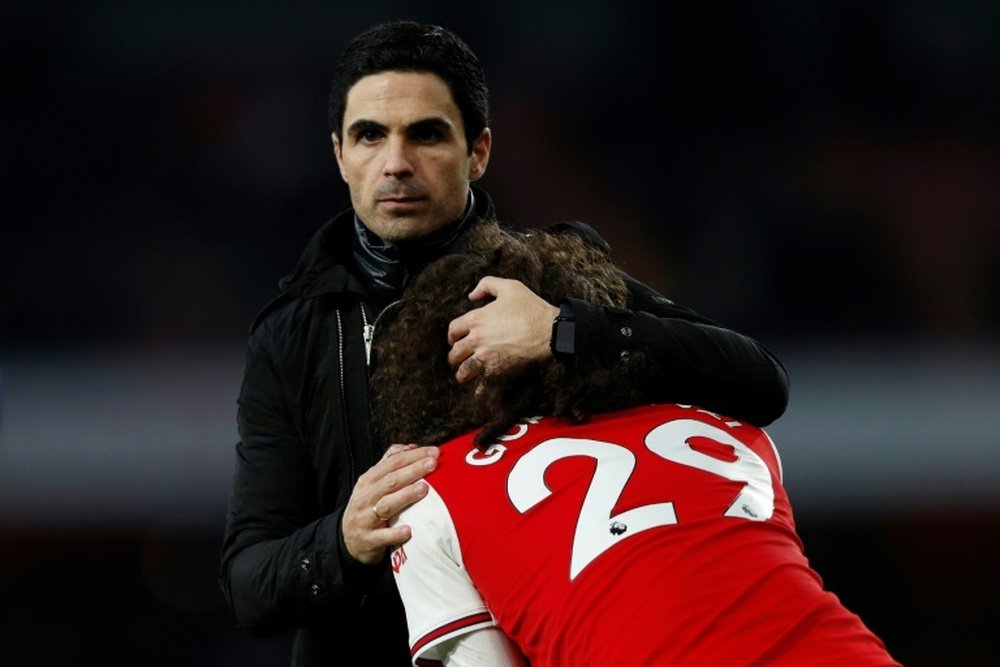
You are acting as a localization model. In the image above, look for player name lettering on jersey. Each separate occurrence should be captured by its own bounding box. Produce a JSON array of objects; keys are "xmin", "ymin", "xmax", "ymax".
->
[{"xmin": 464, "ymin": 416, "xmax": 543, "ymax": 467}]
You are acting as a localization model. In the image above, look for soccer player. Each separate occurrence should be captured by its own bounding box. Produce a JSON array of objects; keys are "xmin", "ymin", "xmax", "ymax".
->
[{"xmin": 373, "ymin": 220, "xmax": 901, "ymax": 666}]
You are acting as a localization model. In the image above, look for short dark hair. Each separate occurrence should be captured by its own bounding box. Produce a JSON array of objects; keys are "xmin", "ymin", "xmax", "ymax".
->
[{"xmin": 327, "ymin": 20, "xmax": 490, "ymax": 153}]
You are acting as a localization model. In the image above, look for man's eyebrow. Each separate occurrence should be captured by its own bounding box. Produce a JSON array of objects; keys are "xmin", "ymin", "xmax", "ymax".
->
[
  {"xmin": 345, "ymin": 119, "xmax": 387, "ymax": 137},
  {"xmin": 345, "ymin": 116, "xmax": 456, "ymax": 140},
  {"xmin": 408, "ymin": 117, "xmax": 454, "ymax": 134}
]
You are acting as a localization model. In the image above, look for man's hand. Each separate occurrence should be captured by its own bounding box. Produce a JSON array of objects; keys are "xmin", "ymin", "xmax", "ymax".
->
[
  {"xmin": 447, "ymin": 276, "xmax": 560, "ymax": 383},
  {"xmin": 342, "ymin": 444, "xmax": 439, "ymax": 564}
]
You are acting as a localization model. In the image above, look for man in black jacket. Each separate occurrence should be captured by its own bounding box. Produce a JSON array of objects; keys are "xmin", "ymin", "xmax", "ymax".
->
[{"xmin": 219, "ymin": 20, "xmax": 789, "ymax": 667}]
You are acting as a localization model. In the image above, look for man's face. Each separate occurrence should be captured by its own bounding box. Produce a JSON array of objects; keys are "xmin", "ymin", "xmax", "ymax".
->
[{"xmin": 332, "ymin": 71, "xmax": 491, "ymax": 243}]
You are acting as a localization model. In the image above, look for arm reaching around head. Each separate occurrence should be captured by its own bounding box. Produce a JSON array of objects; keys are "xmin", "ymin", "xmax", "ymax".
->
[
  {"xmin": 444, "ymin": 222, "xmax": 789, "ymax": 427},
  {"xmin": 447, "ymin": 276, "xmax": 559, "ymax": 383}
]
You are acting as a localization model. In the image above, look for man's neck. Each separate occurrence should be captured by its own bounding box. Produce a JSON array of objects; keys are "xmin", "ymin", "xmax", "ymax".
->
[{"xmin": 351, "ymin": 189, "xmax": 478, "ymax": 305}]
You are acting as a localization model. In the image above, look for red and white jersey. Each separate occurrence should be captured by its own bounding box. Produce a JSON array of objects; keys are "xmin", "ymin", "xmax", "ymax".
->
[{"xmin": 391, "ymin": 403, "xmax": 899, "ymax": 666}]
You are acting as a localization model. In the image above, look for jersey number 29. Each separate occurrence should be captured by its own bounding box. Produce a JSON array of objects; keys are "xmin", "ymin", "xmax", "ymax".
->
[{"xmin": 506, "ymin": 419, "xmax": 776, "ymax": 579}]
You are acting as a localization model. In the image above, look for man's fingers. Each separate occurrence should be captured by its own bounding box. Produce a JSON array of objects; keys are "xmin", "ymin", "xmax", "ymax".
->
[
  {"xmin": 447, "ymin": 312, "xmax": 472, "ymax": 346},
  {"xmin": 447, "ymin": 335, "xmax": 473, "ymax": 368},
  {"xmin": 455, "ymin": 355, "xmax": 484, "ymax": 383},
  {"xmin": 371, "ymin": 447, "xmax": 440, "ymax": 508},
  {"xmin": 373, "ymin": 444, "xmax": 438, "ymax": 477},
  {"xmin": 373, "ymin": 477, "xmax": 431, "ymax": 524},
  {"xmin": 383, "ymin": 443, "xmax": 417, "ymax": 459},
  {"xmin": 343, "ymin": 448, "xmax": 437, "ymax": 564},
  {"xmin": 368, "ymin": 523, "xmax": 413, "ymax": 548},
  {"xmin": 354, "ymin": 518, "xmax": 413, "ymax": 557},
  {"xmin": 468, "ymin": 276, "xmax": 504, "ymax": 301}
]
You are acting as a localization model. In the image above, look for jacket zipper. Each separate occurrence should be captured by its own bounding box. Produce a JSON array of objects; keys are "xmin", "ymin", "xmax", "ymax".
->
[
  {"xmin": 361, "ymin": 300, "xmax": 403, "ymax": 367},
  {"xmin": 354, "ymin": 299, "xmax": 402, "ymax": 616},
  {"xmin": 335, "ymin": 310, "xmax": 356, "ymax": 485},
  {"xmin": 338, "ymin": 306, "xmax": 372, "ymax": 615}
]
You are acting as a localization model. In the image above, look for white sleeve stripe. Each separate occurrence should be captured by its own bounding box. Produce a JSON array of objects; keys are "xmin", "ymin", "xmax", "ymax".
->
[{"xmin": 412, "ymin": 611, "xmax": 495, "ymax": 658}]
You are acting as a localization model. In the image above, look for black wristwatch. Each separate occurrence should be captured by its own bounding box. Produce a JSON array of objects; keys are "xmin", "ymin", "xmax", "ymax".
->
[{"xmin": 550, "ymin": 301, "xmax": 576, "ymax": 361}]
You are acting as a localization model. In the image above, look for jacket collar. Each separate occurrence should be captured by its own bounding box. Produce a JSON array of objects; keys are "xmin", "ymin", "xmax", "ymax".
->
[
  {"xmin": 280, "ymin": 185, "xmax": 496, "ymax": 301},
  {"xmin": 350, "ymin": 188, "xmax": 483, "ymax": 306}
]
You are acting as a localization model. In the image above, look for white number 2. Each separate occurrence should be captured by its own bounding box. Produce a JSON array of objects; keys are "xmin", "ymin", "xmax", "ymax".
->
[
  {"xmin": 508, "ymin": 438, "xmax": 677, "ymax": 580},
  {"xmin": 506, "ymin": 419, "xmax": 774, "ymax": 580}
]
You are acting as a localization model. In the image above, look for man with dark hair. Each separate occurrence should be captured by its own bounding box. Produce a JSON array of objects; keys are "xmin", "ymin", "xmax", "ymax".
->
[
  {"xmin": 220, "ymin": 20, "xmax": 789, "ymax": 666},
  {"xmin": 375, "ymin": 221, "xmax": 899, "ymax": 667}
]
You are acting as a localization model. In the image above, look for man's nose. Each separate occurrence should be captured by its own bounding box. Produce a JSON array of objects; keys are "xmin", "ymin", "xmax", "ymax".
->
[{"xmin": 382, "ymin": 136, "xmax": 415, "ymax": 177}]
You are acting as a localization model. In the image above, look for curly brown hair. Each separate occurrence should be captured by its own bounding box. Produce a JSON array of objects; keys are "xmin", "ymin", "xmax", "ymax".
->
[{"xmin": 370, "ymin": 220, "xmax": 654, "ymax": 450}]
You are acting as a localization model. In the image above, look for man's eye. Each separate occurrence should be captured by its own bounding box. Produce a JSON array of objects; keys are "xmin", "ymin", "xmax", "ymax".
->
[
  {"xmin": 412, "ymin": 127, "xmax": 444, "ymax": 142},
  {"xmin": 359, "ymin": 129, "xmax": 383, "ymax": 143}
]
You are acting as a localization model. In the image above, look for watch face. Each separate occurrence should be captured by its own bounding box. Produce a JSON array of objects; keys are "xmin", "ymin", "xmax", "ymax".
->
[{"xmin": 554, "ymin": 319, "xmax": 576, "ymax": 355}]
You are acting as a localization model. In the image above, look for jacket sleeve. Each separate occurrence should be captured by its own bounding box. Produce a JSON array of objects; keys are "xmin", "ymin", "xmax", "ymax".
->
[
  {"xmin": 218, "ymin": 318, "xmax": 379, "ymax": 634},
  {"xmin": 553, "ymin": 223, "xmax": 789, "ymax": 427}
]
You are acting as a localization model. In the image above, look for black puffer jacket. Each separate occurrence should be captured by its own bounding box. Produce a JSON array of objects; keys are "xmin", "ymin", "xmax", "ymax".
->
[{"xmin": 220, "ymin": 187, "xmax": 789, "ymax": 666}]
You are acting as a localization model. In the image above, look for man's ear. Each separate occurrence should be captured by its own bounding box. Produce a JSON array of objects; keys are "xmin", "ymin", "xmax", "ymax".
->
[
  {"xmin": 468, "ymin": 128, "xmax": 492, "ymax": 181},
  {"xmin": 331, "ymin": 133, "xmax": 348, "ymax": 183}
]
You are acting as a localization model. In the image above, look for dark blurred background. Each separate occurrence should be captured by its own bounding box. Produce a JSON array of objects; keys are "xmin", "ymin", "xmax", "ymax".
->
[{"xmin": 2, "ymin": 1, "xmax": 998, "ymax": 665}]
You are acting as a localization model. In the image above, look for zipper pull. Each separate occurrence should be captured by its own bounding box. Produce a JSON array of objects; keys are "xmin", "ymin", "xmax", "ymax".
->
[
  {"xmin": 360, "ymin": 303, "xmax": 374, "ymax": 366},
  {"xmin": 363, "ymin": 322, "xmax": 374, "ymax": 366}
]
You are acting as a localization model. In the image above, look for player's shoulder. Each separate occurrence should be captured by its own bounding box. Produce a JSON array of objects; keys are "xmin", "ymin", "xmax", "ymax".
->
[{"xmin": 569, "ymin": 404, "xmax": 771, "ymax": 449}]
